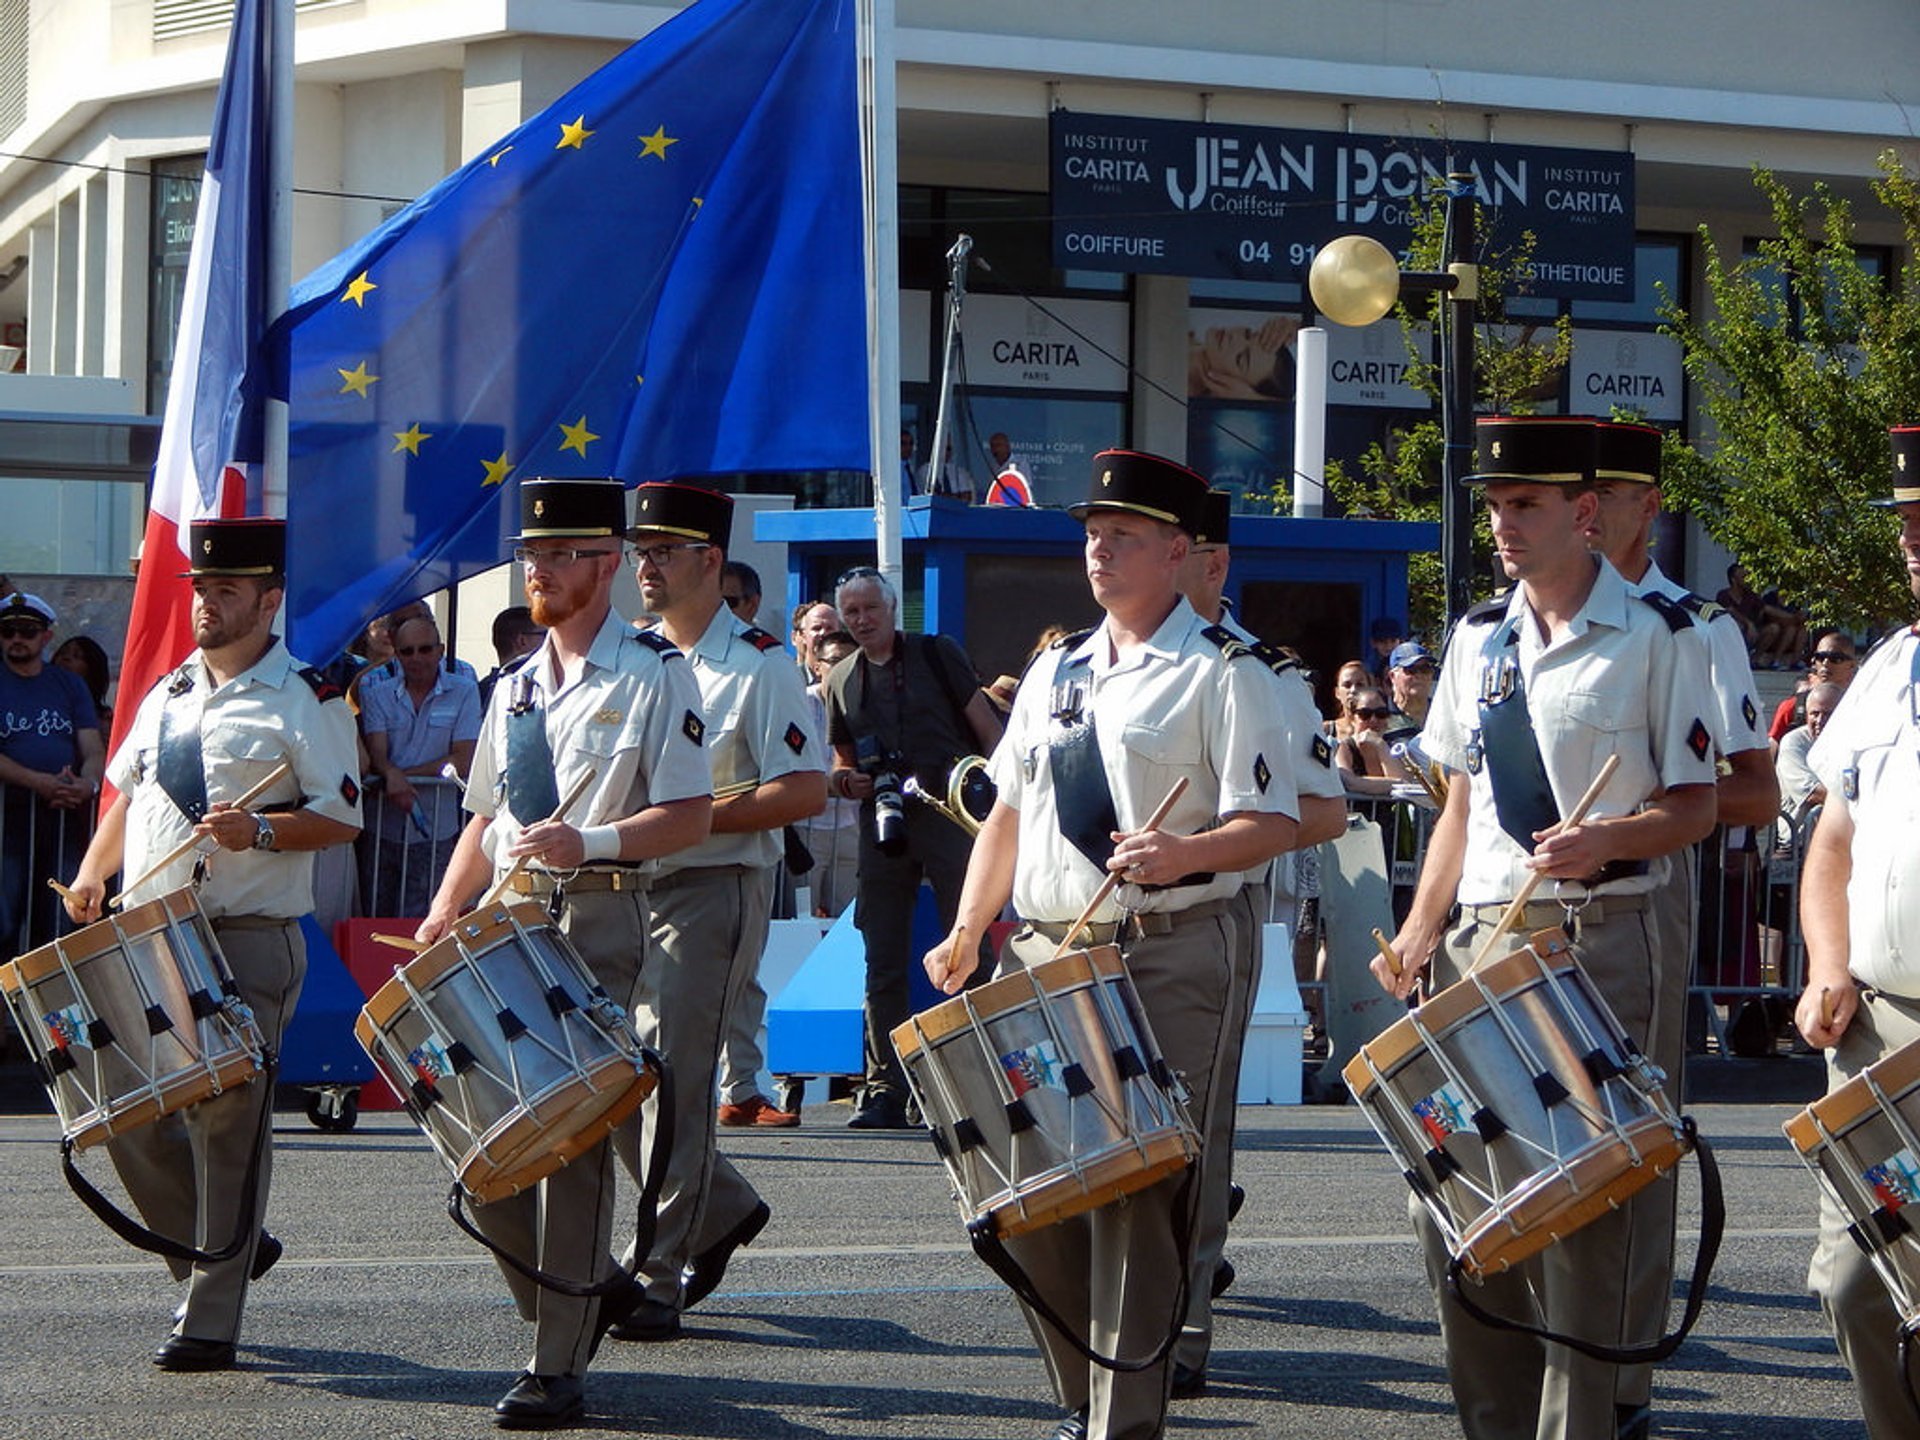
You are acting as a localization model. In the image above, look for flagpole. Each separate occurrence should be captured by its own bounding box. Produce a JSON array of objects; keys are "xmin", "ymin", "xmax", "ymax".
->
[
  {"xmin": 262, "ymin": 0, "xmax": 293, "ymax": 521},
  {"xmin": 858, "ymin": 0, "xmax": 903, "ymax": 588}
]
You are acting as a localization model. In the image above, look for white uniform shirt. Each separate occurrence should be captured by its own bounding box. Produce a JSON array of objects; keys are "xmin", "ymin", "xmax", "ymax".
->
[
  {"xmin": 1775, "ymin": 723, "xmax": 1822, "ymax": 819},
  {"xmin": 466, "ymin": 607, "xmax": 711, "ymax": 878},
  {"xmin": 650, "ymin": 602, "xmax": 824, "ymax": 876},
  {"xmin": 109, "ymin": 640, "xmax": 362, "ymax": 918},
  {"xmin": 1633, "ymin": 560, "xmax": 1768, "ymax": 758},
  {"xmin": 1421, "ymin": 557, "xmax": 1718, "ymax": 904},
  {"xmin": 988, "ymin": 596, "xmax": 1297, "ymax": 924},
  {"xmin": 1808, "ymin": 626, "xmax": 1920, "ymax": 997},
  {"xmin": 357, "ymin": 666, "xmax": 482, "ymax": 841}
]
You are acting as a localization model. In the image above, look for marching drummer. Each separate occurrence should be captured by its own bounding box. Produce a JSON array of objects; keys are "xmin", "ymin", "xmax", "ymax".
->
[
  {"xmin": 1792, "ymin": 425, "xmax": 1920, "ymax": 1439},
  {"xmin": 923, "ymin": 449, "xmax": 1297, "ymax": 1440},
  {"xmin": 63, "ymin": 517, "xmax": 361, "ymax": 1372},
  {"xmin": 1373, "ymin": 416, "xmax": 1717, "ymax": 1440},
  {"xmin": 418, "ymin": 476, "xmax": 711, "ymax": 1430},
  {"xmin": 602, "ymin": 482, "xmax": 826, "ymax": 1343}
]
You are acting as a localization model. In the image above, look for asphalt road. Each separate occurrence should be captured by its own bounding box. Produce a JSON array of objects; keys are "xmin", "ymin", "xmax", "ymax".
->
[{"xmin": 0, "ymin": 1090, "xmax": 1876, "ymax": 1440}]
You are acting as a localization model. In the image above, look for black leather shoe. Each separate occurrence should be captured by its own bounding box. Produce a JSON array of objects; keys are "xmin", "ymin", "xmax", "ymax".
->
[
  {"xmin": 250, "ymin": 1230, "xmax": 283, "ymax": 1282},
  {"xmin": 605, "ymin": 1295, "xmax": 682, "ymax": 1343},
  {"xmin": 1049, "ymin": 1408, "xmax": 1089, "ymax": 1440},
  {"xmin": 1210, "ymin": 1256, "xmax": 1235, "ymax": 1299},
  {"xmin": 1170, "ymin": 1361, "xmax": 1208, "ymax": 1399},
  {"xmin": 153, "ymin": 1334, "xmax": 236, "ymax": 1372},
  {"xmin": 684, "ymin": 1200, "xmax": 770, "ymax": 1308},
  {"xmin": 493, "ymin": 1372, "xmax": 583, "ymax": 1430},
  {"xmin": 1227, "ymin": 1182, "xmax": 1246, "ymax": 1221},
  {"xmin": 587, "ymin": 1278, "xmax": 644, "ymax": 1359},
  {"xmin": 1615, "ymin": 1402, "xmax": 1651, "ymax": 1440},
  {"xmin": 847, "ymin": 1097, "xmax": 914, "ymax": 1129}
]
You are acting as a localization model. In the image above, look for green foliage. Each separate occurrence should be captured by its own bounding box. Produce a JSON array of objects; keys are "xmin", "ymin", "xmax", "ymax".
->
[{"xmin": 1659, "ymin": 158, "xmax": 1914, "ymax": 631}]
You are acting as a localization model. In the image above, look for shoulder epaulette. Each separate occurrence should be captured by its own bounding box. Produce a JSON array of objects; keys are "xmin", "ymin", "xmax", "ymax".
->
[
  {"xmin": 738, "ymin": 624, "xmax": 784, "ymax": 654},
  {"xmin": 1462, "ymin": 597, "xmax": 1507, "ymax": 626},
  {"xmin": 1674, "ymin": 591, "xmax": 1725, "ymax": 623},
  {"xmin": 1246, "ymin": 638, "xmax": 1300, "ymax": 677},
  {"xmin": 1199, "ymin": 623, "xmax": 1257, "ymax": 662},
  {"xmin": 630, "ymin": 629, "xmax": 682, "ymax": 658},
  {"xmin": 1049, "ymin": 626, "xmax": 1096, "ymax": 652},
  {"xmin": 298, "ymin": 665, "xmax": 344, "ymax": 703},
  {"xmin": 1635, "ymin": 590, "xmax": 1695, "ymax": 634}
]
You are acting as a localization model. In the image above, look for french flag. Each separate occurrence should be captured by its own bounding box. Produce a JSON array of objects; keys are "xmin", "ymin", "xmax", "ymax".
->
[{"xmin": 109, "ymin": 0, "xmax": 288, "ymax": 767}]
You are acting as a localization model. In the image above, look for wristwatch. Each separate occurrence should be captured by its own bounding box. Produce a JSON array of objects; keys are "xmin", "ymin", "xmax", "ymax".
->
[{"xmin": 251, "ymin": 813, "xmax": 277, "ymax": 851}]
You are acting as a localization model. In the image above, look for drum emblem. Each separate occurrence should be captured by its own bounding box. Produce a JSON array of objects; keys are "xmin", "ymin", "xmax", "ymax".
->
[
  {"xmin": 408, "ymin": 1038, "xmax": 455, "ymax": 1085},
  {"xmin": 1863, "ymin": 1150, "xmax": 1920, "ymax": 1208},
  {"xmin": 1412, "ymin": 1084, "xmax": 1471, "ymax": 1146},
  {"xmin": 42, "ymin": 1005, "xmax": 88, "ymax": 1051},
  {"xmin": 1000, "ymin": 1041, "xmax": 1063, "ymax": 1097}
]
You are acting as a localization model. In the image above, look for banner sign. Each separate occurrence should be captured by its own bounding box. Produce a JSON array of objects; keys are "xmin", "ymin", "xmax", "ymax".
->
[{"xmin": 1052, "ymin": 110, "xmax": 1635, "ymax": 301}]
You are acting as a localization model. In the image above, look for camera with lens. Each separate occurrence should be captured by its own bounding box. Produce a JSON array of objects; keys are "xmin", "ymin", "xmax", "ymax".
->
[{"xmin": 854, "ymin": 735, "xmax": 909, "ymax": 856}]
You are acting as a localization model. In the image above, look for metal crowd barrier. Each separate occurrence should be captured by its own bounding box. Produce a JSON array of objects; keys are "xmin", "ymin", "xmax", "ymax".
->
[
  {"xmin": 0, "ymin": 790, "xmax": 98, "ymax": 960},
  {"xmin": 310, "ymin": 774, "xmax": 467, "ymax": 928}
]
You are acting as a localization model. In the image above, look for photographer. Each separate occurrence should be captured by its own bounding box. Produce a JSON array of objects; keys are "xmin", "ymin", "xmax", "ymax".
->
[{"xmin": 824, "ymin": 568, "xmax": 1002, "ymax": 1128}]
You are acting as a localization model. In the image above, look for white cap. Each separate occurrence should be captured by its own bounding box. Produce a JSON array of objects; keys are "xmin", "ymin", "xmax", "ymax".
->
[{"xmin": 0, "ymin": 591, "xmax": 54, "ymax": 626}]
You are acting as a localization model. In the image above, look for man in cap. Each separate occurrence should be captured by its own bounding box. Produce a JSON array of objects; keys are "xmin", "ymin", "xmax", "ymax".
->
[
  {"xmin": 419, "ymin": 477, "xmax": 712, "ymax": 1429},
  {"xmin": 1385, "ymin": 640, "xmax": 1438, "ymax": 729},
  {"xmin": 605, "ymin": 482, "xmax": 825, "ymax": 1343},
  {"xmin": 64, "ymin": 518, "xmax": 361, "ymax": 1372},
  {"xmin": 1792, "ymin": 425, "xmax": 1920, "ymax": 1440},
  {"xmin": 0, "ymin": 590, "xmax": 104, "ymax": 954},
  {"xmin": 1171, "ymin": 486, "xmax": 1347, "ymax": 1395},
  {"xmin": 1582, "ymin": 418, "xmax": 1779, "ymax": 1435},
  {"xmin": 1374, "ymin": 416, "xmax": 1719, "ymax": 1440},
  {"xmin": 925, "ymin": 448, "xmax": 1298, "ymax": 1440}
]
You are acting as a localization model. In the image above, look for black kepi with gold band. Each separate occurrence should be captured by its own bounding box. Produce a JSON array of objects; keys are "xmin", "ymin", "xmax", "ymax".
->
[
  {"xmin": 515, "ymin": 475, "xmax": 627, "ymax": 538},
  {"xmin": 1594, "ymin": 418, "xmax": 1662, "ymax": 486},
  {"xmin": 1884, "ymin": 426, "xmax": 1920, "ymax": 507},
  {"xmin": 1195, "ymin": 488, "xmax": 1232, "ymax": 548},
  {"xmin": 181, "ymin": 517, "xmax": 286, "ymax": 577},
  {"xmin": 1070, "ymin": 448, "xmax": 1209, "ymax": 535},
  {"xmin": 1464, "ymin": 415, "xmax": 1596, "ymax": 487},
  {"xmin": 627, "ymin": 480, "xmax": 733, "ymax": 547}
]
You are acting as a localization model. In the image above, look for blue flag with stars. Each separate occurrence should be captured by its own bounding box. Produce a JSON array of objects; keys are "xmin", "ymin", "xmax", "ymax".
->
[{"xmin": 282, "ymin": 0, "xmax": 867, "ymax": 661}]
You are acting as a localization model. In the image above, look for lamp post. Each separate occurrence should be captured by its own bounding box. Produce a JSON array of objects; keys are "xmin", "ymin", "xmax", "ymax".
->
[{"xmin": 1307, "ymin": 173, "xmax": 1481, "ymax": 623}]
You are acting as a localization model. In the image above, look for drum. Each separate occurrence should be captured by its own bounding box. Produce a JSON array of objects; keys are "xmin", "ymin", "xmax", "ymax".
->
[
  {"xmin": 1343, "ymin": 928, "xmax": 1689, "ymax": 1278},
  {"xmin": 0, "ymin": 887, "xmax": 265, "ymax": 1149},
  {"xmin": 355, "ymin": 902, "xmax": 653, "ymax": 1203},
  {"xmin": 1784, "ymin": 1037, "xmax": 1920, "ymax": 1326},
  {"xmin": 891, "ymin": 944, "xmax": 1200, "ymax": 1239}
]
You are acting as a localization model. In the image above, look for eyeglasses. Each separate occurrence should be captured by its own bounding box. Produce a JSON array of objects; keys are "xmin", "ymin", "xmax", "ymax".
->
[
  {"xmin": 0, "ymin": 621, "xmax": 46, "ymax": 638},
  {"xmin": 1353, "ymin": 706, "xmax": 1392, "ymax": 720},
  {"xmin": 512, "ymin": 545, "xmax": 619, "ymax": 568},
  {"xmin": 1398, "ymin": 662, "xmax": 1436, "ymax": 676},
  {"xmin": 835, "ymin": 565, "xmax": 882, "ymax": 587},
  {"xmin": 1810, "ymin": 650, "xmax": 1854, "ymax": 665},
  {"xmin": 394, "ymin": 644, "xmax": 441, "ymax": 657},
  {"xmin": 633, "ymin": 542, "xmax": 709, "ymax": 568}
]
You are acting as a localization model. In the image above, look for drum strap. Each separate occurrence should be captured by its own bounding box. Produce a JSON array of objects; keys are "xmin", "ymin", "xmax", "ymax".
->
[
  {"xmin": 1477, "ymin": 615, "xmax": 1560, "ymax": 853},
  {"xmin": 964, "ymin": 1166, "xmax": 1197, "ymax": 1373},
  {"xmin": 446, "ymin": 1045, "xmax": 674, "ymax": 1299},
  {"xmin": 1444, "ymin": 1116, "xmax": 1726, "ymax": 1365},
  {"xmin": 1047, "ymin": 649, "xmax": 1120, "ymax": 873},
  {"xmin": 504, "ymin": 672, "xmax": 562, "ymax": 826},
  {"xmin": 156, "ymin": 672, "xmax": 211, "ymax": 825},
  {"xmin": 60, "ymin": 1048, "xmax": 278, "ymax": 1266}
]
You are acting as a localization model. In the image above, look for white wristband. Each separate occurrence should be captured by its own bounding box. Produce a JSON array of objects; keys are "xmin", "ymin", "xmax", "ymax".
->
[{"xmin": 578, "ymin": 824, "xmax": 622, "ymax": 863}]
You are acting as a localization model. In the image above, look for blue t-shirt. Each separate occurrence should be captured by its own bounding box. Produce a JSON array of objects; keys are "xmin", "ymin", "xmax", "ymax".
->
[{"xmin": 0, "ymin": 663, "xmax": 97, "ymax": 778}]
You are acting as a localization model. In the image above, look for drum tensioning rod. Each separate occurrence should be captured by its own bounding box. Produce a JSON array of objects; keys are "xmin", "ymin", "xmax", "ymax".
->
[
  {"xmin": 1028, "ymin": 961, "xmax": 1137, "ymax": 1167},
  {"xmin": 1469, "ymin": 960, "xmax": 1624, "ymax": 1154},
  {"xmin": 388, "ymin": 939, "xmax": 497, "ymax": 1157},
  {"xmin": 1801, "ymin": 1107, "xmax": 1920, "ymax": 1322},
  {"xmin": 1352, "ymin": 1047, "xmax": 1475, "ymax": 1255},
  {"xmin": 1084, "ymin": 961, "xmax": 1197, "ymax": 1161},
  {"xmin": 1524, "ymin": 946, "xmax": 1672, "ymax": 1148},
  {"xmin": 952, "ymin": 976, "xmax": 1043, "ymax": 1227},
  {"xmin": 505, "ymin": 907, "xmax": 608, "ymax": 1085},
  {"xmin": 901, "ymin": 1011, "xmax": 995, "ymax": 1215}
]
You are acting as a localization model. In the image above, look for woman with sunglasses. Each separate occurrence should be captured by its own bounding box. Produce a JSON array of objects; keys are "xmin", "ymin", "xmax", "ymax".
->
[{"xmin": 1334, "ymin": 686, "xmax": 1412, "ymax": 798}]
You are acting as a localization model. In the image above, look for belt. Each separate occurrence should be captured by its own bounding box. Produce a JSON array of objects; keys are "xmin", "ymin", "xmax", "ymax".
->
[
  {"xmin": 1464, "ymin": 893, "xmax": 1649, "ymax": 929},
  {"xmin": 507, "ymin": 867, "xmax": 647, "ymax": 896},
  {"xmin": 1028, "ymin": 897, "xmax": 1232, "ymax": 947},
  {"xmin": 211, "ymin": 914, "xmax": 300, "ymax": 932},
  {"xmin": 650, "ymin": 862, "xmax": 753, "ymax": 894}
]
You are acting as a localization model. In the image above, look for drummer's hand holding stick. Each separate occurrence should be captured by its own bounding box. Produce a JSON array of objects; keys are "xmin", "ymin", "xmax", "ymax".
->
[
  {"xmin": 476, "ymin": 769, "xmax": 597, "ymax": 911},
  {"xmin": 925, "ymin": 801, "xmax": 1024, "ymax": 997},
  {"xmin": 1062, "ymin": 777, "xmax": 1191, "ymax": 961},
  {"xmin": 106, "ymin": 760, "xmax": 295, "ymax": 910}
]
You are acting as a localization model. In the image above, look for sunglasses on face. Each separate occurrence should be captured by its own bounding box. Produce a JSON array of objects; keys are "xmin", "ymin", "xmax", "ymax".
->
[
  {"xmin": 1353, "ymin": 706, "xmax": 1391, "ymax": 720},
  {"xmin": 394, "ymin": 644, "xmax": 441, "ymax": 657},
  {"xmin": 1810, "ymin": 651, "xmax": 1854, "ymax": 665},
  {"xmin": 0, "ymin": 621, "xmax": 46, "ymax": 638}
]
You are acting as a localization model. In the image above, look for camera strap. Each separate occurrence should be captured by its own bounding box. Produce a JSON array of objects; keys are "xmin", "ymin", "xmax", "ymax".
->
[{"xmin": 1047, "ymin": 643, "xmax": 1118, "ymax": 871}]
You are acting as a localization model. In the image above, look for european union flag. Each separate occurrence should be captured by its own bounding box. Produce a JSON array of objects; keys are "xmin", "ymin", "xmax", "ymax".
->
[{"xmin": 282, "ymin": 0, "xmax": 868, "ymax": 662}]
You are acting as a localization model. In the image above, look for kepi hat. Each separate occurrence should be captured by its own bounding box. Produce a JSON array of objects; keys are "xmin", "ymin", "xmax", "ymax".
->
[
  {"xmin": 628, "ymin": 482, "xmax": 734, "ymax": 547},
  {"xmin": 1070, "ymin": 449, "xmax": 1209, "ymax": 536},
  {"xmin": 182, "ymin": 518, "xmax": 285, "ymax": 577},
  {"xmin": 1464, "ymin": 416, "xmax": 1596, "ymax": 488},
  {"xmin": 1594, "ymin": 419, "xmax": 1662, "ymax": 486},
  {"xmin": 1885, "ymin": 427, "xmax": 1920, "ymax": 507},
  {"xmin": 515, "ymin": 477, "xmax": 627, "ymax": 540}
]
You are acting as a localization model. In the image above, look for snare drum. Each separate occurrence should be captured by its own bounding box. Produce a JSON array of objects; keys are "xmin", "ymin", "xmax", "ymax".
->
[
  {"xmin": 0, "ymin": 887, "xmax": 265, "ymax": 1149},
  {"xmin": 1784, "ymin": 1037, "xmax": 1920, "ymax": 1326},
  {"xmin": 891, "ymin": 945, "xmax": 1200, "ymax": 1239},
  {"xmin": 355, "ymin": 903, "xmax": 653, "ymax": 1203},
  {"xmin": 1343, "ymin": 929, "xmax": 1689, "ymax": 1278}
]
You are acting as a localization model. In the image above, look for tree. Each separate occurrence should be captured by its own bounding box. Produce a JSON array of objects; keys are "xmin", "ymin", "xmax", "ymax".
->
[
  {"xmin": 1659, "ymin": 158, "xmax": 1918, "ymax": 633},
  {"xmin": 1291, "ymin": 185, "xmax": 1572, "ymax": 638}
]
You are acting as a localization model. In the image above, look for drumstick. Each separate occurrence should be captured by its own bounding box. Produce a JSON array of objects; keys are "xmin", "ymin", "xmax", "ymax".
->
[
  {"xmin": 475, "ymin": 767, "xmax": 597, "ymax": 911},
  {"xmin": 110, "ymin": 760, "xmax": 294, "ymax": 909},
  {"xmin": 938, "ymin": 922, "xmax": 969, "ymax": 994},
  {"xmin": 1818, "ymin": 985, "xmax": 1834, "ymax": 1030},
  {"xmin": 1465, "ymin": 753, "xmax": 1623, "ymax": 972},
  {"xmin": 1371, "ymin": 926, "xmax": 1402, "ymax": 978},
  {"xmin": 45, "ymin": 877, "xmax": 78, "ymax": 904},
  {"xmin": 371, "ymin": 932, "xmax": 431, "ymax": 954},
  {"xmin": 1050, "ymin": 777, "xmax": 1189, "ymax": 960}
]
